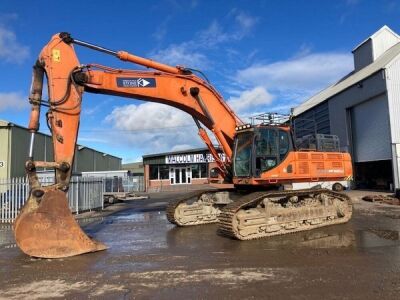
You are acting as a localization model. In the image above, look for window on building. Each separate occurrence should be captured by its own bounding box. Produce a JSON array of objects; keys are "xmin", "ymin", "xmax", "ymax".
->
[
  {"xmin": 200, "ymin": 164, "xmax": 208, "ymax": 178},
  {"xmin": 149, "ymin": 165, "xmax": 159, "ymax": 180},
  {"xmin": 192, "ymin": 165, "xmax": 200, "ymax": 178},
  {"xmin": 159, "ymin": 165, "xmax": 169, "ymax": 179}
]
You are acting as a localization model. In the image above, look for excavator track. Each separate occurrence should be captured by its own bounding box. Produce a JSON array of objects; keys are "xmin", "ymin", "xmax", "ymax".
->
[
  {"xmin": 218, "ymin": 189, "xmax": 352, "ymax": 240},
  {"xmin": 166, "ymin": 189, "xmax": 232, "ymax": 226}
]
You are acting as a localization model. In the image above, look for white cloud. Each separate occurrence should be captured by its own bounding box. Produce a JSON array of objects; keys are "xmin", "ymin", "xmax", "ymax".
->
[
  {"xmin": 150, "ymin": 21, "xmax": 227, "ymax": 68},
  {"xmin": 227, "ymin": 86, "xmax": 274, "ymax": 115},
  {"xmin": 104, "ymin": 102, "xmax": 204, "ymax": 153},
  {"xmin": 197, "ymin": 21, "xmax": 232, "ymax": 47},
  {"xmin": 150, "ymin": 12, "xmax": 258, "ymax": 69},
  {"xmin": 225, "ymin": 51, "xmax": 353, "ymax": 118},
  {"xmin": 0, "ymin": 26, "xmax": 29, "ymax": 63},
  {"xmin": 171, "ymin": 144, "xmax": 193, "ymax": 151},
  {"xmin": 105, "ymin": 102, "xmax": 192, "ymax": 130},
  {"xmin": 152, "ymin": 16, "xmax": 172, "ymax": 42},
  {"xmin": 233, "ymin": 12, "xmax": 258, "ymax": 38},
  {"xmin": 0, "ymin": 92, "xmax": 28, "ymax": 111},
  {"xmin": 151, "ymin": 45, "xmax": 209, "ymax": 69},
  {"xmin": 77, "ymin": 137, "xmax": 108, "ymax": 143},
  {"xmin": 236, "ymin": 52, "xmax": 353, "ymax": 98}
]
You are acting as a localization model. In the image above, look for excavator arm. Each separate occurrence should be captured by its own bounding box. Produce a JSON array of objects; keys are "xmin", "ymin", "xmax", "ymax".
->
[
  {"xmin": 14, "ymin": 33, "xmax": 242, "ymax": 258},
  {"xmin": 29, "ymin": 33, "xmax": 241, "ymax": 187}
]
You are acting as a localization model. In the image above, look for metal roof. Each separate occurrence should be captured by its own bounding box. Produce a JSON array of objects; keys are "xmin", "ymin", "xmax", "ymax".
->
[
  {"xmin": 0, "ymin": 119, "xmax": 121, "ymax": 160},
  {"xmin": 352, "ymin": 25, "xmax": 400, "ymax": 52},
  {"xmin": 0, "ymin": 119, "xmax": 12, "ymax": 126},
  {"xmin": 293, "ymin": 41, "xmax": 400, "ymax": 116},
  {"xmin": 142, "ymin": 147, "xmax": 221, "ymax": 159}
]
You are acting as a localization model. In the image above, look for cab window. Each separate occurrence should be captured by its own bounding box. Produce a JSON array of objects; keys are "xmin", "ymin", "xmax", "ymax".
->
[
  {"xmin": 234, "ymin": 132, "xmax": 253, "ymax": 176},
  {"xmin": 279, "ymin": 130, "xmax": 289, "ymax": 161},
  {"xmin": 255, "ymin": 128, "xmax": 290, "ymax": 174},
  {"xmin": 255, "ymin": 129, "xmax": 278, "ymax": 173}
]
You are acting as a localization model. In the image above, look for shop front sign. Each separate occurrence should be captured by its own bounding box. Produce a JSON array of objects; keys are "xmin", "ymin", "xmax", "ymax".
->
[{"xmin": 165, "ymin": 153, "xmax": 225, "ymax": 164}]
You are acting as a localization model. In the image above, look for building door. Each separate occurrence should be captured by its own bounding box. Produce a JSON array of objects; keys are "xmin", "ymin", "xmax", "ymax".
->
[
  {"xmin": 350, "ymin": 95, "xmax": 393, "ymax": 189},
  {"xmin": 350, "ymin": 95, "xmax": 391, "ymax": 162},
  {"xmin": 169, "ymin": 166, "xmax": 191, "ymax": 185}
]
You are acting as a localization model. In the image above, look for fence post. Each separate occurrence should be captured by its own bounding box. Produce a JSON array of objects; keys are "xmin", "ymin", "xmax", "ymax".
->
[
  {"xmin": 16, "ymin": 177, "xmax": 20, "ymax": 219},
  {"xmin": 75, "ymin": 178, "xmax": 79, "ymax": 215},
  {"xmin": 1, "ymin": 178, "xmax": 3, "ymax": 223},
  {"xmin": 11, "ymin": 178, "xmax": 15, "ymax": 222},
  {"xmin": 102, "ymin": 179, "xmax": 104, "ymax": 209}
]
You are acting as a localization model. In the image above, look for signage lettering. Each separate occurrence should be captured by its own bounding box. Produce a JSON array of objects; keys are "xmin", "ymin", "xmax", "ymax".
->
[
  {"xmin": 165, "ymin": 153, "xmax": 225, "ymax": 164},
  {"xmin": 116, "ymin": 77, "xmax": 156, "ymax": 88}
]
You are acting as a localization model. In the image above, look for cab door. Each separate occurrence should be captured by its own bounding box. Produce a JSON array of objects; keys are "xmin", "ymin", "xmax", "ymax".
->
[{"xmin": 254, "ymin": 128, "xmax": 291, "ymax": 177}]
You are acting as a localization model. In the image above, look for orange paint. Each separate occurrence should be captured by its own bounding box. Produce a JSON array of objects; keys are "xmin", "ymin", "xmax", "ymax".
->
[{"xmin": 29, "ymin": 33, "xmax": 353, "ymax": 188}]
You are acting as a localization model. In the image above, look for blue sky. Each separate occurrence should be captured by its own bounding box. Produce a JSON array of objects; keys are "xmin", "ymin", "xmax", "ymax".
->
[{"xmin": 1, "ymin": 0, "xmax": 399, "ymax": 163}]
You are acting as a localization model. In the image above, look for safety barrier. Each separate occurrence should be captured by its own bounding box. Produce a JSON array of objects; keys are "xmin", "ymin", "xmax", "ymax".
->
[{"xmin": 0, "ymin": 176, "xmax": 104, "ymax": 223}]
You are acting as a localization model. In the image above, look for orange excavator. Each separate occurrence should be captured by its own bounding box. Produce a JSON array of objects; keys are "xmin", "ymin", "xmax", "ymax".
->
[{"xmin": 14, "ymin": 33, "xmax": 353, "ymax": 258}]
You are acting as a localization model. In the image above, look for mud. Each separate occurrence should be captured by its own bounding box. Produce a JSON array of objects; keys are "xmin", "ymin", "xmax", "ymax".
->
[{"xmin": 0, "ymin": 191, "xmax": 400, "ymax": 299}]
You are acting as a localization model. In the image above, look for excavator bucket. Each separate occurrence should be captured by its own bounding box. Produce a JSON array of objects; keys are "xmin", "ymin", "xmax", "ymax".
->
[{"xmin": 13, "ymin": 189, "xmax": 107, "ymax": 258}]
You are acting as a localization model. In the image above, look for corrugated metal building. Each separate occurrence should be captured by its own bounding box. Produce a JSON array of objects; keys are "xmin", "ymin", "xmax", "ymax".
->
[
  {"xmin": 293, "ymin": 25, "xmax": 400, "ymax": 190},
  {"xmin": 0, "ymin": 120, "xmax": 121, "ymax": 179}
]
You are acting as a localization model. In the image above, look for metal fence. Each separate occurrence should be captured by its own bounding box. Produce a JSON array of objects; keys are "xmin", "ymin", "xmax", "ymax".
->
[
  {"xmin": 102, "ymin": 176, "xmax": 145, "ymax": 193},
  {"xmin": 0, "ymin": 176, "xmax": 104, "ymax": 224}
]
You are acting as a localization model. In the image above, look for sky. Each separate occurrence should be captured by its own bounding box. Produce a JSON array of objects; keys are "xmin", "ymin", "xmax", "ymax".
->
[{"xmin": 0, "ymin": 0, "xmax": 399, "ymax": 163}]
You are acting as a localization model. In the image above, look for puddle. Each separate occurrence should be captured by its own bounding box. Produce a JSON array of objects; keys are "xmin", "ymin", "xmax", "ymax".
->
[
  {"xmin": 167, "ymin": 223, "xmax": 400, "ymax": 252},
  {"xmin": 77, "ymin": 216, "xmax": 105, "ymax": 225},
  {"xmin": 0, "ymin": 224, "xmax": 12, "ymax": 230},
  {"xmin": 0, "ymin": 227, "xmax": 15, "ymax": 247},
  {"xmin": 0, "ymin": 243, "xmax": 17, "ymax": 249},
  {"xmin": 146, "ymin": 202, "xmax": 168, "ymax": 208},
  {"xmin": 2, "ymin": 208, "xmax": 399, "ymax": 255},
  {"xmin": 272, "ymin": 227, "xmax": 400, "ymax": 249},
  {"xmin": 367, "ymin": 229, "xmax": 399, "ymax": 241},
  {"xmin": 256, "ymin": 228, "xmax": 357, "ymax": 250},
  {"xmin": 112, "ymin": 211, "xmax": 166, "ymax": 223}
]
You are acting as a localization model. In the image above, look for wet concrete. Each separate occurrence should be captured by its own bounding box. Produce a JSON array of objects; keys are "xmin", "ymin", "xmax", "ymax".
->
[{"xmin": 0, "ymin": 192, "xmax": 400, "ymax": 299}]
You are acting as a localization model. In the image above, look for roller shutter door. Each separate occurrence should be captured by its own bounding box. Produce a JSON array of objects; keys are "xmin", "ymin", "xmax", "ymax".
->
[{"xmin": 351, "ymin": 95, "xmax": 391, "ymax": 162}]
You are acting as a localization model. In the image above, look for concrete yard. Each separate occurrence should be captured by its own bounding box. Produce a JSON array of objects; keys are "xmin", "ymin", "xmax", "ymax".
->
[{"xmin": 0, "ymin": 191, "xmax": 400, "ymax": 299}]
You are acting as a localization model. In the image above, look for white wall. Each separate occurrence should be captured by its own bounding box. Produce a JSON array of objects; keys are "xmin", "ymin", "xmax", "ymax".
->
[
  {"xmin": 385, "ymin": 54, "xmax": 400, "ymax": 188},
  {"xmin": 372, "ymin": 28, "xmax": 400, "ymax": 60},
  {"xmin": 327, "ymin": 70, "xmax": 387, "ymax": 152}
]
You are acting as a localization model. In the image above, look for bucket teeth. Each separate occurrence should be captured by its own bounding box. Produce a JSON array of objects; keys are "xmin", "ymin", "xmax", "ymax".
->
[{"xmin": 13, "ymin": 189, "xmax": 107, "ymax": 258}]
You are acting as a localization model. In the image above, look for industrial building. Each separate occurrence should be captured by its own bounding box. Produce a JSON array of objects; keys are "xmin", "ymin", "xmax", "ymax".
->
[
  {"xmin": 293, "ymin": 25, "xmax": 400, "ymax": 190},
  {"xmin": 0, "ymin": 119, "xmax": 121, "ymax": 179},
  {"xmin": 121, "ymin": 162, "xmax": 145, "ymax": 176},
  {"xmin": 143, "ymin": 148, "xmax": 225, "ymax": 191}
]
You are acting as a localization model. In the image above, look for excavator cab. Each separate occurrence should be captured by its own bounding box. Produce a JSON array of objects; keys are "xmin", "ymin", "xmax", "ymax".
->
[{"xmin": 233, "ymin": 125, "xmax": 293, "ymax": 179}]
